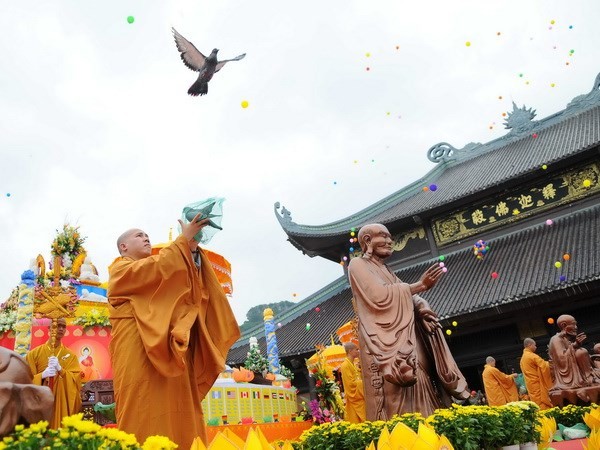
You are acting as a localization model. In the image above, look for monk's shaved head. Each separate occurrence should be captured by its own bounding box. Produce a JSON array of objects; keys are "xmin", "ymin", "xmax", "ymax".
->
[
  {"xmin": 344, "ymin": 342, "xmax": 358, "ymax": 354},
  {"xmin": 116, "ymin": 228, "xmax": 151, "ymax": 260},
  {"xmin": 524, "ymin": 337, "xmax": 536, "ymax": 348},
  {"xmin": 117, "ymin": 229, "xmax": 138, "ymax": 254},
  {"xmin": 486, "ymin": 356, "xmax": 495, "ymax": 364}
]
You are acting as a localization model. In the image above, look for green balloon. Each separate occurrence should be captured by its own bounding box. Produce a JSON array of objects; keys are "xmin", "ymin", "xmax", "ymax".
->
[
  {"xmin": 127, "ymin": 16, "xmax": 135, "ymax": 24},
  {"xmin": 439, "ymin": 255, "xmax": 446, "ymax": 262}
]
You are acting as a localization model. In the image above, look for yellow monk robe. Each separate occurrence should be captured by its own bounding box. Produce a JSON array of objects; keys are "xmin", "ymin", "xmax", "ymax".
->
[
  {"xmin": 482, "ymin": 364, "xmax": 518, "ymax": 406},
  {"xmin": 520, "ymin": 348, "xmax": 553, "ymax": 410},
  {"xmin": 108, "ymin": 235, "xmax": 240, "ymax": 449},
  {"xmin": 26, "ymin": 343, "xmax": 83, "ymax": 428},
  {"xmin": 339, "ymin": 357, "xmax": 366, "ymax": 423}
]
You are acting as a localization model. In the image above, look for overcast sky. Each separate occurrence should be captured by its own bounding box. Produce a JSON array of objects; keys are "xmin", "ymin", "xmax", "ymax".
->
[{"xmin": 1, "ymin": 1, "xmax": 598, "ymax": 323}]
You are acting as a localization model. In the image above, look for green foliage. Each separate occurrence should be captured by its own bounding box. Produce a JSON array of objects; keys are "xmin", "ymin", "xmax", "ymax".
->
[
  {"xmin": 239, "ymin": 300, "xmax": 295, "ymax": 332},
  {"xmin": 279, "ymin": 363, "xmax": 294, "ymax": 380},
  {"xmin": 244, "ymin": 345, "xmax": 269, "ymax": 373}
]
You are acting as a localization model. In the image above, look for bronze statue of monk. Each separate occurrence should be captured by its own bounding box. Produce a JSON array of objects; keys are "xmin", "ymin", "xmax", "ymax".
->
[
  {"xmin": 348, "ymin": 223, "xmax": 469, "ymax": 419},
  {"xmin": 548, "ymin": 315, "xmax": 600, "ymax": 391}
]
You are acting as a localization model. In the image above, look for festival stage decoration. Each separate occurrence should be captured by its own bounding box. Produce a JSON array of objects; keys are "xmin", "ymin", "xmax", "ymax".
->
[
  {"xmin": 263, "ymin": 308, "xmax": 280, "ymax": 375},
  {"xmin": 336, "ymin": 320, "xmax": 358, "ymax": 346},
  {"xmin": 172, "ymin": 28, "xmax": 246, "ymax": 97}
]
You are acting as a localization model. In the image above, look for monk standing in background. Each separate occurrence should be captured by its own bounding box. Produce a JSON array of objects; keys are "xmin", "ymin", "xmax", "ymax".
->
[
  {"xmin": 26, "ymin": 318, "xmax": 82, "ymax": 428},
  {"xmin": 520, "ymin": 338, "xmax": 553, "ymax": 410},
  {"xmin": 108, "ymin": 214, "xmax": 240, "ymax": 448},
  {"xmin": 482, "ymin": 356, "xmax": 518, "ymax": 406},
  {"xmin": 339, "ymin": 342, "xmax": 366, "ymax": 423}
]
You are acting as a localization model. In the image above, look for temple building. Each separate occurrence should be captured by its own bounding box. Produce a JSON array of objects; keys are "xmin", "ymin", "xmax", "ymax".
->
[{"xmin": 227, "ymin": 71, "xmax": 600, "ymax": 394}]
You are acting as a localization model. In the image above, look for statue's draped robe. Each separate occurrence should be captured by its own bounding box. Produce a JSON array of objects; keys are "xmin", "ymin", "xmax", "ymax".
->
[
  {"xmin": 548, "ymin": 332, "xmax": 600, "ymax": 390},
  {"xmin": 339, "ymin": 357, "xmax": 366, "ymax": 423},
  {"xmin": 108, "ymin": 236, "xmax": 240, "ymax": 448},
  {"xmin": 26, "ymin": 342, "xmax": 82, "ymax": 428},
  {"xmin": 348, "ymin": 257, "xmax": 469, "ymax": 419},
  {"xmin": 519, "ymin": 348, "xmax": 552, "ymax": 409},
  {"xmin": 482, "ymin": 364, "xmax": 518, "ymax": 406}
]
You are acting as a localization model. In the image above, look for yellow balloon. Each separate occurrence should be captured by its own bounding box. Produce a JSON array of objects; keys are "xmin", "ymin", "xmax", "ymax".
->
[
  {"xmin": 446, "ymin": 329, "xmax": 452, "ymax": 335},
  {"xmin": 241, "ymin": 100, "xmax": 249, "ymax": 108}
]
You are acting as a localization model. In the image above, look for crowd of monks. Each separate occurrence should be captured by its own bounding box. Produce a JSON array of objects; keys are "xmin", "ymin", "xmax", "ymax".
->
[{"xmin": 483, "ymin": 315, "xmax": 600, "ymax": 409}]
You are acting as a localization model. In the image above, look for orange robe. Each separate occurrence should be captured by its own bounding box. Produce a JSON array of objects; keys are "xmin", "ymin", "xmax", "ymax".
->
[
  {"xmin": 519, "ymin": 348, "xmax": 552, "ymax": 410},
  {"xmin": 26, "ymin": 342, "xmax": 82, "ymax": 428},
  {"xmin": 339, "ymin": 357, "xmax": 366, "ymax": 423},
  {"xmin": 108, "ymin": 235, "xmax": 240, "ymax": 448},
  {"xmin": 482, "ymin": 364, "xmax": 518, "ymax": 406}
]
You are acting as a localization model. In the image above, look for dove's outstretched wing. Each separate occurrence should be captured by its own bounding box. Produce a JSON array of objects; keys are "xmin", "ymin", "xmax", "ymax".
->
[
  {"xmin": 215, "ymin": 53, "xmax": 246, "ymax": 73},
  {"xmin": 172, "ymin": 28, "xmax": 206, "ymax": 72}
]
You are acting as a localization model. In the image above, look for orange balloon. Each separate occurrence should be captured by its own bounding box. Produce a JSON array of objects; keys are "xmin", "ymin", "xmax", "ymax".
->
[
  {"xmin": 563, "ymin": 253, "xmax": 570, "ymax": 261},
  {"xmin": 547, "ymin": 318, "xmax": 555, "ymax": 325}
]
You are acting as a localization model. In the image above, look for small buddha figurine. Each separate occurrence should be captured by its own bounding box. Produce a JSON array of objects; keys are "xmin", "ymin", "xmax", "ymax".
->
[
  {"xmin": 591, "ymin": 344, "xmax": 600, "ymax": 370},
  {"xmin": 79, "ymin": 257, "xmax": 100, "ymax": 285}
]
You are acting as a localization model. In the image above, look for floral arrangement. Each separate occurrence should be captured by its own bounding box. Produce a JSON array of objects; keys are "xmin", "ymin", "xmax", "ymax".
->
[
  {"xmin": 51, "ymin": 224, "xmax": 86, "ymax": 259},
  {"xmin": 426, "ymin": 401, "xmax": 540, "ymax": 449},
  {"xmin": 0, "ymin": 310, "xmax": 17, "ymax": 333},
  {"xmin": 73, "ymin": 308, "xmax": 111, "ymax": 329},
  {"xmin": 0, "ymin": 414, "xmax": 176, "ymax": 449},
  {"xmin": 540, "ymin": 403, "xmax": 596, "ymax": 427},
  {"xmin": 307, "ymin": 348, "xmax": 344, "ymax": 422},
  {"xmin": 244, "ymin": 345, "xmax": 269, "ymax": 374},
  {"xmin": 279, "ymin": 363, "xmax": 294, "ymax": 380},
  {"xmin": 296, "ymin": 413, "xmax": 424, "ymax": 450}
]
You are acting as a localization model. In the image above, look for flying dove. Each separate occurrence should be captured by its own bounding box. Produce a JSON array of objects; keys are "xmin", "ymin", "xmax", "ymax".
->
[{"xmin": 172, "ymin": 27, "xmax": 246, "ymax": 96}]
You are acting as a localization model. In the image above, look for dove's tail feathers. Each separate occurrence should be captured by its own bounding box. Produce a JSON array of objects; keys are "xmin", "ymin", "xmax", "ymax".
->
[{"xmin": 188, "ymin": 80, "xmax": 208, "ymax": 96}]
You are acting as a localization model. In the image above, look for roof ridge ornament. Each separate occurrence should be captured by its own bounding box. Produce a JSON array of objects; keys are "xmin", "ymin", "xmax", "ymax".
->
[
  {"xmin": 427, "ymin": 141, "xmax": 482, "ymax": 164},
  {"xmin": 566, "ymin": 70, "xmax": 600, "ymax": 110},
  {"xmin": 427, "ymin": 142, "xmax": 456, "ymax": 163},
  {"xmin": 504, "ymin": 102, "xmax": 537, "ymax": 135},
  {"xmin": 274, "ymin": 202, "xmax": 295, "ymax": 226}
]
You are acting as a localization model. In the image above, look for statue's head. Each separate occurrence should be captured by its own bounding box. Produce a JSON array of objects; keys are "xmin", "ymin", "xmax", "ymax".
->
[
  {"xmin": 557, "ymin": 314, "xmax": 577, "ymax": 335},
  {"xmin": 357, "ymin": 224, "xmax": 393, "ymax": 259},
  {"xmin": 117, "ymin": 229, "xmax": 152, "ymax": 260},
  {"xmin": 594, "ymin": 343, "xmax": 600, "ymax": 355}
]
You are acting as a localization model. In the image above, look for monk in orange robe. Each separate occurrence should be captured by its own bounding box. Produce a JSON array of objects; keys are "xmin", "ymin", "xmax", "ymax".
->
[
  {"xmin": 108, "ymin": 215, "xmax": 240, "ymax": 448},
  {"xmin": 482, "ymin": 356, "xmax": 518, "ymax": 406},
  {"xmin": 519, "ymin": 338, "xmax": 552, "ymax": 410},
  {"xmin": 26, "ymin": 318, "xmax": 83, "ymax": 428},
  {"xmin": 348, "ymin": 223, "xmax": 469, "ymax": 420},
  {"xmin": 339, "ymin": 342, "xmax": 366, "ymax": 423}
]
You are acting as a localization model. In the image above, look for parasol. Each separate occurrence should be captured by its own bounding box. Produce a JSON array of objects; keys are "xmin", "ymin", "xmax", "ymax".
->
[
  {"xmin": 306, "ymin": 338, "xmax": 346, "ymax": 372},
  {"xmin": 336, "ymin": 320, "xmax": 359, "ymax": 346}
]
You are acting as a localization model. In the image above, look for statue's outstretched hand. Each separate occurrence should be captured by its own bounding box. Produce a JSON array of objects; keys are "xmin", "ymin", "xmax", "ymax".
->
[
  {"xmin": 575, "ymin": 332, "xmax": 587, "ymax": 347},
  {"xmin": 419, "ymin": 264, "xmax": 444, "ymax": 290}
]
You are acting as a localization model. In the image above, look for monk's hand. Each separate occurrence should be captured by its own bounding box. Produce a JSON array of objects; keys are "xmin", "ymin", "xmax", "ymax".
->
[
  {"xmin": 419, "ymin": 264, "xmax": 444, "ymax": 291},
  {"xmin": 418, "ymin": 307, "xmax": 440, "ymax": 334},
  {"xmin": 179, "ymin": 213, "xmax": 209, "ymax": 246}
]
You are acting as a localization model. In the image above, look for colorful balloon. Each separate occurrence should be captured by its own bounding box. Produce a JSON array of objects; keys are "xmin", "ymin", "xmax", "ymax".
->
[
  {"xmin": 545, "ymin": 219, "xmax": 553, "ymax": 226},
  {"xmin": 127, "ymin": 16, "xmax": 135, "ymax": 24},
  {"xmin": 241, "ymin": 100, "xmax": 249, "ymax": 108},
  {"xmin": 473, "ymin": 240, "xmax": 489, "ymax": 260}
]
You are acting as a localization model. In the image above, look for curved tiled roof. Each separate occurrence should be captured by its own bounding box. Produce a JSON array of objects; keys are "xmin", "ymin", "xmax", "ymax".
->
[
  {"xmin": 275, "ymin": 75, "xmax": 600, "ymax": 240},
  {"xmin": 228, "ymin": 201, "xmax": 600, "ymax": 364}
]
